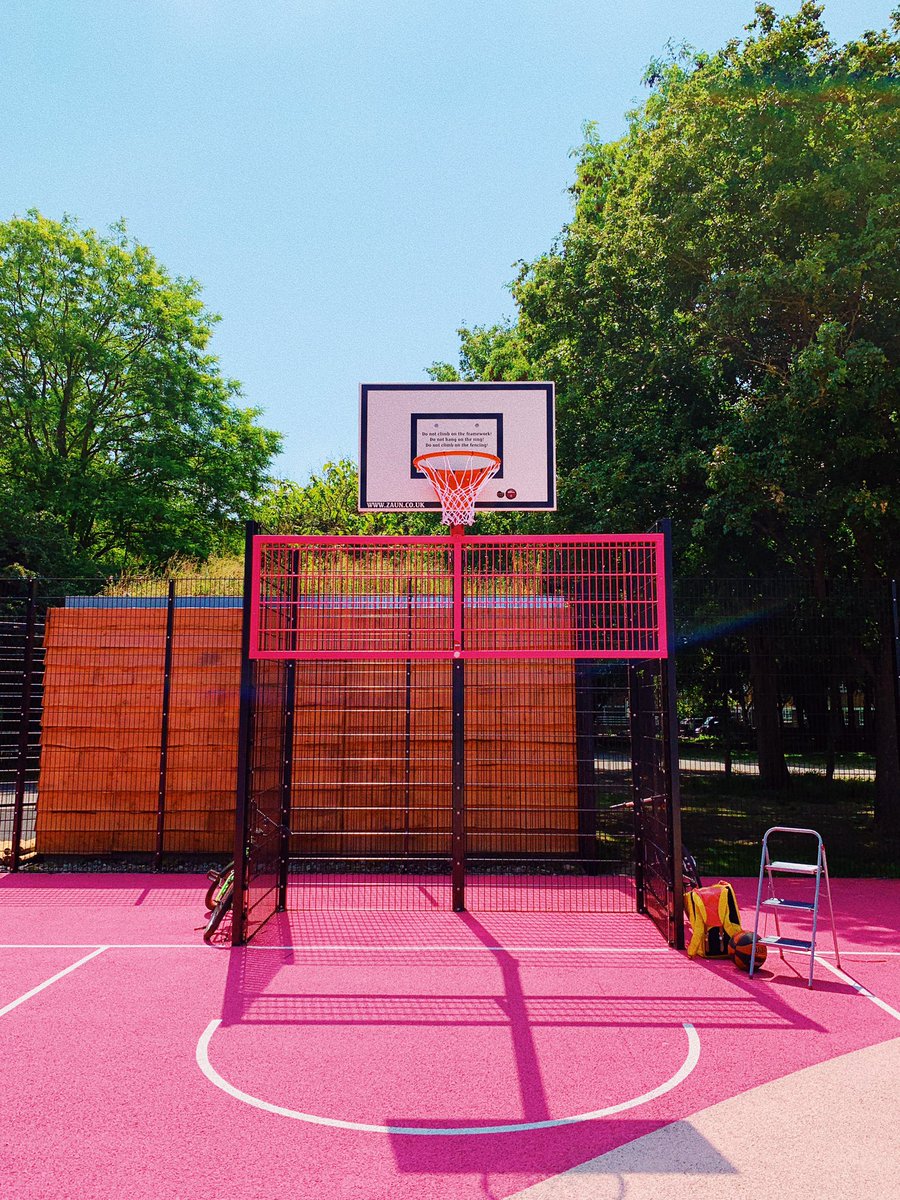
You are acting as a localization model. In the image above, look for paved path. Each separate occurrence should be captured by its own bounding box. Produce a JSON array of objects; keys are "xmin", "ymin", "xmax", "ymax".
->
[{"xmin": 509, "ymin": 1035, "xmax": 900, "ymax": 1199}]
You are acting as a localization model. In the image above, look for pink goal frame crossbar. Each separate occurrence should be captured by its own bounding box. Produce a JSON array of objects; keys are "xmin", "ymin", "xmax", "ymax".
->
[{"xmin": 248, "ymin": 533, "xmax": 669, "ymax": 661}]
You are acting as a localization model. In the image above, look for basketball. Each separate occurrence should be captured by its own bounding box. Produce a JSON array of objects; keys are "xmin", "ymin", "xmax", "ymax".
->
[{"xmin": 731, "ymin": 932, "xmax": 767, "ymax": 971}]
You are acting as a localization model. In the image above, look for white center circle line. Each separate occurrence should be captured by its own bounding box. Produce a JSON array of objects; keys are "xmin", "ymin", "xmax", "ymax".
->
[{"xmin": 196, "ymin": 1018, "xmax": 700, "ymax": 1136}]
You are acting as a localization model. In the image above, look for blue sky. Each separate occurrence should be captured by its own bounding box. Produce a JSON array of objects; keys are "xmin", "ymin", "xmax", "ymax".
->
[{"xmin": 2, "ymin": 1, "xmax": 892, "ymax": 483}]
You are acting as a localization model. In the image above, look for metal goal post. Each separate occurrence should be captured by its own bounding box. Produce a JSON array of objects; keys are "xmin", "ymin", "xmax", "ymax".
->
[{"xmin": 232, "ymin": 525, "xmax": 682, "ymax": 945}]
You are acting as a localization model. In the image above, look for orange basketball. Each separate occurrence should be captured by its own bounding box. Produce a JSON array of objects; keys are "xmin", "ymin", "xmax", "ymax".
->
[{"xmin": 731, "ymin": 932, "xmax": 767, "ymax": 971}]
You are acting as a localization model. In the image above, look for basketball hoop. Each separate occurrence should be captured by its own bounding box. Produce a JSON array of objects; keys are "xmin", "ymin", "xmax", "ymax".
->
[{"xmin": 413, "ymin": 450, "xmax": 501, "ymax": 526}]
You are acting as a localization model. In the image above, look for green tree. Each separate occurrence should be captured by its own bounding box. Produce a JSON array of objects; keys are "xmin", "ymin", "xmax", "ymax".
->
[
  {"xmin": 0, "ymin": 211, "xmax": 281, "ymax": 576},
  {"xmin": 256, "ymin": 457, "xmax": 537, "ymax": 537},
  {"xmin": 447, "ymin": 4, "xmax": 899, "ymax": 807},
  {"xmin": 256, "ymin": 459, "xmax": 440, "ymax": 535},
  {"xmin": 569, "ymin": 2, "xmax": 899, "ymax": 804},
  {"xmin": 428, "ymin": 321, "xmax": 533, "ymax": 383},
  {"xmin": 513, "ymin": 4, "xmax": 899, "ymax": 578}
]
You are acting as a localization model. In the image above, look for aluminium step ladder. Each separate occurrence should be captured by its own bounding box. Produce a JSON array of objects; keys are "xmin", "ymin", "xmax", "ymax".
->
[{"xmin": 750, "ymin": 826, "xmax": 841, "ymax": 989}]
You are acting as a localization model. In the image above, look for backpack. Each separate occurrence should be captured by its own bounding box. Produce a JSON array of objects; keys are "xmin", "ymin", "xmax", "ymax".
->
[{"xmin": 684, "ymin": 880, "xmax": 743, "ymax": 958}]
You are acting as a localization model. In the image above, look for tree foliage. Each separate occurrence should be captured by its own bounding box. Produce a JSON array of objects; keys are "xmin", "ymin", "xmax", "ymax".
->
[
  {"xmin": 429, "ymin": 5, "xmax": 900, "ymax": 803},
  {"xmin": 428, "ymin": 321, "xmax": 533, "ymax": 383},
  {"xmin": 438, "ymin": 5, "xmax": 899, "ymax": 585},
  {"xmin": 0, "ymin": 211, "xmax": 281, "ymax": 576},
  {"xmin": 256, "ymin": 459, "xmax": 440, "ymax": 535},
  {"xmin": 255, "ymin": 457, "xmax": 539, "ymax": 537}
]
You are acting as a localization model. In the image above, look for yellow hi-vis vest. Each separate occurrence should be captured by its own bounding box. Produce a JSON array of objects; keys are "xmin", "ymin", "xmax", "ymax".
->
[{"xmin": 684, "ymin": 880, "xmax": 743, "ymax": 958}]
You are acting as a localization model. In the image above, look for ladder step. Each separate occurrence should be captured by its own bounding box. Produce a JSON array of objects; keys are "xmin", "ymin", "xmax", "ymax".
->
[
  {"xmin": 761, "ymin": 936, "xmax": 813, "ymax": 950},
  {"xmin": 769, "ymin": 860, "xmax": 819, "ymax": 875},
  {"xmin": 762, "ymin": 898, "xmax": 816, "ymax": 911}
]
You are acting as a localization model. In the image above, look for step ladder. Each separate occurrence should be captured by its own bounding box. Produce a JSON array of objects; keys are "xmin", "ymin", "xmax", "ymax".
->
[{"xmin": 750, "ymin": 826, "xmax": 841, "ymax": 989}]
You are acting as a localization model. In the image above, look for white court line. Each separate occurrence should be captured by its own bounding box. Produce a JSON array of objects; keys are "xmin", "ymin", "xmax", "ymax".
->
[
  {"xmin": 253, "ymin": 944, "xmax": 671, "ymax": 952},
  {"xmin": 1, "ymin": 942, "xmax": 898, "ymax": 955},
  {"xmin": 234, "ymin": 944, "xmax": 673, "ymax": 953},
  {"xmin": 815, "ymin": 956, "xmax": 900, "ymax": 1022},
  {"xmin": 813, "ymin": 950, "xmax": 900, "ymax": 958},
  {"xmin": 0, "ymin": 946, "xmax": 108, "ymax": 1018},
  {"xmin": 196, "ymin": 1018, "xmax": 700, "ymax": 1136},
  {"xmin": 239, "ymin": 946, "xmax": 900, "ymax": 957},
  {"xmin": 0, "ymin": 943, "xmax": 669, "ymax": 953},
  {"xmin": 0, "ymin": 943, "xmax": 208, "ymax": 950}
]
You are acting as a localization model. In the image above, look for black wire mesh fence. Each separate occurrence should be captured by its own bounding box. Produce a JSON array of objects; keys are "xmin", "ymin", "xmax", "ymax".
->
[
  {"xmin": 1, "ymin": 577, "xmax": 242, "ymax": 870},
  {"xmin": 630, "ymin": 659, "xmax": 682, "ymax": 944},
  {"xmin": 236, "ymin": 530, "xmax": 678, "ymax": 927},
  {"xmin": 242, "ymin": 657, "xmax": 288, "ymax": 940},
  {"xmin": 270, "ymin": 658, "xmax": 639, "ymax": 914},
  {"xmin": 2, "ymin": 574, "xmax": 898, "ymax": 878},
  {"xmin": 674, "ymin": 579, "xmax": 900, "ymax": 877}
]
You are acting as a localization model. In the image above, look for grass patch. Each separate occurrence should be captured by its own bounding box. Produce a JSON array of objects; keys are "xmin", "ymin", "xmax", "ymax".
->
[{"xmin": 680, "ymin": 772, "xmax": 898, "ymax": 878}]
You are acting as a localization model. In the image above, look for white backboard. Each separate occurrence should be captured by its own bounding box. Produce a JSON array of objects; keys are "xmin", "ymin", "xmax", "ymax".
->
[{"xmin": 359, "ymin": 382, "xmax": 556, "ymax": 512}]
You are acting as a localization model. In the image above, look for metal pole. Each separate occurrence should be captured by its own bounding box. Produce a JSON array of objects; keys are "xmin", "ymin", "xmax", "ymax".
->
[
  {"xmin": 155, "ymin": 580, "xmax": 176, "ymax": 870},
  {"xmin": 10, "ymin": 580, "xmax": 38, "ymax": 872},
  {"xmin": 403, "ymin": 579, "xmax": 412, "ymax": 858},
  {"xmin": 232, "ymin": 521, "xmax": 259, "ymax": 945},
  {"xmin": 277, "ymin": 548, "xmax": 300, "ymax": 910},
  {"xmin": 574, "ymin": 661, "xmax": 600, "ymax": 872},
  {"xmin": 278, "ymin": 659, "xmax": 295, "ymax": 911},
  {"xmin": 451, "ymin": 526, "xmax": 466, "ymax": 911},
  {"xmin": 451, "ymin": 657, "xmax": 466, "ymax": 911},
  {"xmin": 628, "ymin": 664, "xmax": 647, "ymax": 915},
  {"xmin": 659, "ymin": 519, "xmax": 684, "ymax": 949},
  {"xmin": 891, "ymin": 580, "xmax": 900, "ymax": 755}
]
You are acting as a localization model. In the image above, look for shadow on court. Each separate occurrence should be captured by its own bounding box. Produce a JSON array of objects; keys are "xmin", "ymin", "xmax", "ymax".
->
[{"xmin": 388, "ymin": 1120, "xmax": 736, "ymax": 1177}]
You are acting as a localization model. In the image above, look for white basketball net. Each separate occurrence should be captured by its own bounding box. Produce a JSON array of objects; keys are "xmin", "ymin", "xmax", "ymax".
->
[{"xmin": 413, "ymin": 451, "xmax": 501, "ymax": 526}]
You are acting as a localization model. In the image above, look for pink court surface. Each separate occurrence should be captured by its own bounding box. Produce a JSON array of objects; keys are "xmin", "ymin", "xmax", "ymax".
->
[{"xmin": 2, "ymin": 874, "xmax": 899, "ymax": 1200}]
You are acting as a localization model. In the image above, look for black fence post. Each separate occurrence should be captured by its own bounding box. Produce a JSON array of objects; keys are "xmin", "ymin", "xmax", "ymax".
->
[
  {"xmin": 451, "ymin": 531, "xmax": 466, "ymax": 913},
  {"xmin": 277, "ymin": 660, "xmax": 295, "ymax": 911},
  {"xmin": 404, "ymin": 580, "xmax": 413, "ymax": 858},
  {"xmin": 891, "ymin": 580, "xmax": 900, "ymax": 755},
  {"xmin": 232, "ymin": 521, "xmax": 259, "ymax": 945},
  {"xmin": 659, "ymin": 519, "xmax": 684, "ymax": 949},
  {"xmin": 628, "ymin": 664, "xmax": 648, "ymax": 915},
  {"xmin": 155, "ymin": 580, "xmax": 176, "ymax": 870},
  {"xmin": 574, "ymin": 662, "xmax": 601, "ymax": 872},
  {"xmin": 888, "ymin": 578, "xmax": 900, "ymax": 816},
  {"xmin": 10, "ymin": 580, "xmax": 38, "ymax": 872},
  {"xmin": 277, "ymin": 549, "xmax": 300, "ymax": 911},
  {"xmin": 451, "ymin": 657, "xmax": 466, "ymax": 912}
]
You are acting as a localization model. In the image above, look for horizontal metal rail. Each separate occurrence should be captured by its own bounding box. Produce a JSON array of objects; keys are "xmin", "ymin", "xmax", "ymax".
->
[{"xmin": 249, "ymin": 534, "xmax": 667, "ymax": 661}]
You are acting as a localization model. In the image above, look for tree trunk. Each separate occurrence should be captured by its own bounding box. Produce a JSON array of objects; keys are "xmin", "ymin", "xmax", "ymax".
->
[
  {"xmin": 873, "ymin": 595, "xmax": 900, "ymax": 833},
  {"xmin": 803, "ymin": 675, "xmax": 831, "ymax": 750},
  {"xmin": 749, "ymin": 629, "xmax": 790, "ymax": 788}
]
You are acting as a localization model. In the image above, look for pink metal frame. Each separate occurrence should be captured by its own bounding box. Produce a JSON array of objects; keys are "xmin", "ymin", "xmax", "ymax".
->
[{"xmin": 249, "ymin": 532, "xmax": 668, "ymax": 661}]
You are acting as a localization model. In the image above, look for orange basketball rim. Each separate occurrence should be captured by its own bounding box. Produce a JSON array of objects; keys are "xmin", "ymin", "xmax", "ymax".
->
[{"xmin": 412, "ymin": 450, "xmax": 501, "ymax": 526}]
